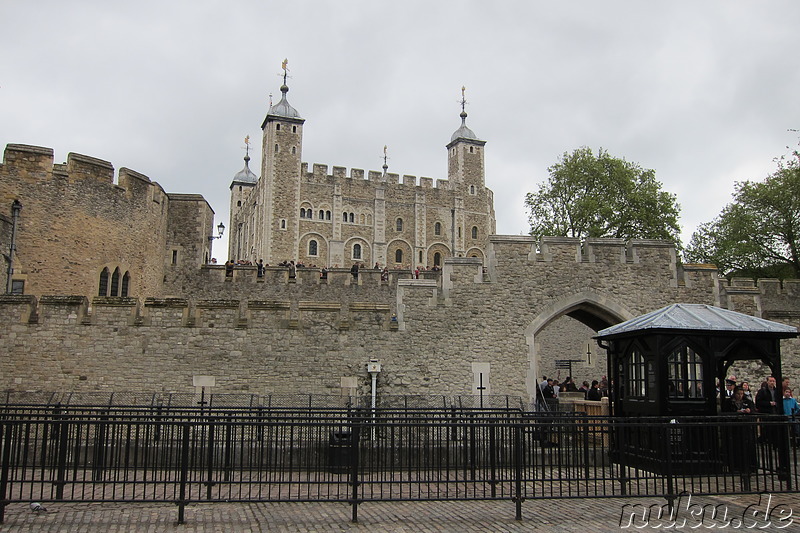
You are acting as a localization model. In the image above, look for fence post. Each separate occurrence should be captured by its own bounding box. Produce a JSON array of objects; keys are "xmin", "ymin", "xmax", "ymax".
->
[
  {"xmin": 663, "ymin": 421, "xmax": 676, "ymax": 512},
  {"xmin": 0, "ymin": 422, "xmax": 13, "ymax": 524},
  {"xmin": 92, "ymin": 411, "xmax": 108, "ymax": 481},
  {"xmin": 177, "ymin": 422, "xmax": 190, "ymax": 524},
  {"xmin": 513, "ymin": 421, "xmax": 524, "ymax": 521},
  {"xmin": 489, "ymin": 420, "xmax": 497, "ymax": 498},
  {"xmin": 205, "ymin": 418, "xmax": 215, "ymax": 500},
  {"xmin": 349, "ymin": 417, "xmax": 362, "ymax": 523},
  {"xmin": 54, "ymin": 409, "xmax": 69, "ymax": 500}
]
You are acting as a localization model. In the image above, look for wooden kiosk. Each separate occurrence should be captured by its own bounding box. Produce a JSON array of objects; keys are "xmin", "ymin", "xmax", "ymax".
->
[{"xmin": 595, "ymin": 303, "xmax": 797, "ymax": 474}]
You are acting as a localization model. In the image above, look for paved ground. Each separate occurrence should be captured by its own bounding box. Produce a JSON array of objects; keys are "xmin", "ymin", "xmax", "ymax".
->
[{"xmin": 1, "ymin": 493, "xmax": 799, "ymax": 532}]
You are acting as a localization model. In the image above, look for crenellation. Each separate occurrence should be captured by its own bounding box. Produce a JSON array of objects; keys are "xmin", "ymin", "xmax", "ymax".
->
[
  {"xmin": 420, "ymin": 177, "xmax": 433, "ymax": 188},
  {"xmin": 0, "ymin": 295, "xmax": 37, "ymax": 324},
  {"xmin": 90, "ymin": 297, "xmax": 139, "ymax": 326},
  {"xmin": 539, "ymin": 237, "xmax": 581, "ymax": 263},
  {"xmin": 312, "ymin": 163, "xmax": 328, "ymax": 178},
  {"xmin": 350, "ymin": 168, "xmax": 364, "ymax": 180},
  {"xmin": 585, "ymin": 238, "xmax": 626, "ymax": 264},
  {"xmin": 368, "ymin": 170, "xmax": 382, "ymax": 181},
  {"xmin": 3, "ymin": 144, "xmax": 54, "ymax": 174},
  {"xmin": 332, "ymin": 166, "xmax": 346, "ymax": 178},
  {"xmin": 66, "ymin": 152, "xmax": 114, "ymax": 183},
  {"xmin": 436, "ymin": 179, "xmax": 449, "ymax": 190},
  {"xmin": 38, "ymin": 295, "xmax": 89, "ymax": 325},
  {"xmin": 403, "ymin": 175, "xmax": 416, "ymax": 186}
]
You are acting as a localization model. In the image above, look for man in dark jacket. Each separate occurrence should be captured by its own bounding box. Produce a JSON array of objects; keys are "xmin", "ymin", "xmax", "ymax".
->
[{"xmin": 587, "ymin": 380, "xmax": 603, "ymax": 401}]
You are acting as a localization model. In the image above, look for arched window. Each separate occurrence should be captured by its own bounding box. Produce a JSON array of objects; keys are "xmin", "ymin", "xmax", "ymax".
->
[
  {"xmin": 98, "ymin": 268, "xmax": 110, "ymax": 296},
  {"xmin": 300, "ymin": 208, "xmax": 306, "ymax": 218},
  {"xmin": 281, "ymin": 219, "xmax": 286, "ymax": 229},
  {"xmin": 276, "ymin": 123, "xmax": 281, "ymax": 131},
  {"xmin": 349, "ymin": 213, "xmax": 354, "ymax": 223},
  {"xmin": 326, "ymin": 211, "xmax": 331, "ymax": 220},
  {"xmin": 292, "ymin": 126, "xmax": 297, "ymax": 133},
  {"xmin": 360, "ymin": 214, "xmax": 365, "ymax": 225},
  {"xmin": 419, "ymin": 251, "xmax": 423, "ymax": 263},
  {"xmin": 309, "ymin": 240, "xmax": 318, "ymax": 256},
  {"xmin": 353, "ymin": 243, "xmax": 362, "ymax": 260},
  {"xmin": 121, "ymin": 271, "xmax": 130, "ymax": 297},
  {"xmin": 458, "ymin": 227, "xmax": 461, "ymax": 238},
  {"xmin": 237, "ymin": 200, "xmax": 241, "ymax": 207},
  {"xmin": 396, "ymin": 218, "xmax": 403, "ymax": 232},
  {"xmin": 395, "ymin": 249, "xmax": 403, "ymax": 263},
  {"xmin": 434, "ymin": 222, "xmax": 441, "ymax": 236},
  {"xmin": 292, "ymin": 146, "xmax": 296, "ymax": 154},
  {"xmin": 274, "ymin": 144, "xmax": 279, "ymax": 153},
  {"xmin": 319, "ymin": 210, "xmax": 324, "ymax": 220},
  {"xmin": 434, "ymin": 252, "xmax": 441, "ymax": 267},
  {"xmin": 470, "ymin": 185, "xmax": 475, "ymax": 195},
  {"xmin": 343, "ymin": 212, "xmax": 348, "ymax": 222},
  {"xmin": 471, "ymin": 226, "xmax": 478, "ymax": 239},
  {"xmin": 110, "ymin": 267, "xmax": 121, "ymax": 297}
]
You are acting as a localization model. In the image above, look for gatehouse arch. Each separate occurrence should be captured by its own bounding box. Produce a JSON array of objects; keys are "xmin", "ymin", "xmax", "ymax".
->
[{"xmin": 525, "ymin": 290, "xmax": 635, "ymax": 400}]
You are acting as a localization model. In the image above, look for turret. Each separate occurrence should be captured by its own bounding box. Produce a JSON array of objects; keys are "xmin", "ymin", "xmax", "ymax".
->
[
  {"xmin": 257, "ymin": 59, "xmax": 305, "ymax": 263},
  {"xmin": 228, "ymin": 137, "xmax": 258, "ymax": 261},
  {"xmin": 446, "ymin": 86, "xmax": 486, "ymax": 191}
]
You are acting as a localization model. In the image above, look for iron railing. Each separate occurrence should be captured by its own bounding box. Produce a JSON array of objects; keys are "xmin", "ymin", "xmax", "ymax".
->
[{"xmin": 0, "ymin": 407, "xmax": 798, "ymax": 523}]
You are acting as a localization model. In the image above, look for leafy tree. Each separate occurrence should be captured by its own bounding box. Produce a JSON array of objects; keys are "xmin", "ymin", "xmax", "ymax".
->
[
  {"xmin": 525, "ymin": 147, "xmax": 681, "ymax": 243},
  {"xmin": 685, "ymin": 149, "xmax": 800, "ymax": 278}
]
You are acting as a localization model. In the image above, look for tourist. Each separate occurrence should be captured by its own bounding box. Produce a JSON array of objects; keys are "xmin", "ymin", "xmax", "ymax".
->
[
  {"xmin": 782, "ymin": 388, "xmax": 800, "ymax": 445},
  {"xmin": 587, "ymin": 380, "xmax": 602, "ymax": 401}
]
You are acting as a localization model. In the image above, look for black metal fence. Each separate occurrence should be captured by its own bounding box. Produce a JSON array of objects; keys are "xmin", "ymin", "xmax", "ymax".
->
[{"xmin": 1, "ymin": 405, "xmax": 798, "ymax": 524}]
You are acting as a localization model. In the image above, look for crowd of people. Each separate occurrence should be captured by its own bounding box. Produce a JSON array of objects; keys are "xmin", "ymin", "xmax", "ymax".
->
[
  {"xmin": 536, "ymin": 375, "xmax": 610, "ymax": 410},
  {"xmin": 216, "ymin": 259, "xmax": 443, "ymax": 281}
]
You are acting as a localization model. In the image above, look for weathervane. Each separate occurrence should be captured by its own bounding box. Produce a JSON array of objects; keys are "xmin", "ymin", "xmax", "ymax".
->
[
  {"xmin": 460, "ymin": 86, "xmax": 468, "ymax": 114},
  {"xmin": 243, "ymin": 135, "xmax": 251, "ymax": 158},
  {"xmin": 382, "ymin": 145, "xmax": 389, "ymax": 175},
  {"xmin": 281, "ymin": 58, "xmax": 290, "ymax": 85}
]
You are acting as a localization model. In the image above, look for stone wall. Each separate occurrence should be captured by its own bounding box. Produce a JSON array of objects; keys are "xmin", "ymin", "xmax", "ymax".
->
[{"xmin": 7, "ymin": 234, "xmax": 796, "ymax": 402}]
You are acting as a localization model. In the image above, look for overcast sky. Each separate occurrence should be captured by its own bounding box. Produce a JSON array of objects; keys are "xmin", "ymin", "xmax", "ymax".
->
[{"xmin": 2, "ymin": 1, "xmax": 798, "ymax": 260}]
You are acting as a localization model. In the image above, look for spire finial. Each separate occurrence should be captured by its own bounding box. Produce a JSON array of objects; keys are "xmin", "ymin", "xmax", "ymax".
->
[
  {"xmin": 382, "ymin": 145, "xmax": 389, "ymax": 175},
  {"xmin": 280, "ymin": 58, "xmax": 290, "ymax": 92},
  {"xmin": 243, "ymin": 135, "xmax": 251, "ymax": 164}
]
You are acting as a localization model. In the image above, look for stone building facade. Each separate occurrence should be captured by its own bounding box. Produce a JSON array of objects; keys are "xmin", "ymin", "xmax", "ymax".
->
[
  {"xmin": 0, "ymin": 144, "xmax": 215, "ymax": 299},
  {"xmin": 227, "ymin": 81, "xmax": 496, "ymax": 269}
]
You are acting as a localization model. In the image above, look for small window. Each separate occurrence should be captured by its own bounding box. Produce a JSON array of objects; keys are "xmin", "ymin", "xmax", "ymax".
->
[
  {"xmin": 99, "ymin": 268, "xmax": 110, "ymax": 296},
  {"xmin": 121, "ymin": 272, "xmax": 130, "ymax": 297},
  {"xmin": 471, "ymin": 226, "xmax": 478, "ymax": 239},
  {"xmin": 396, "ymin": 218, "xmax": 403, "ymax": 232},
  {"xmin": 110, "ymin": 267, "xmax": 121, "ymax": 297},
  {"xmin": 434, "ymin": 222, "xmax": 441, "ymax": 236},
  {"xmin": 274, "ymin": 144, "xmax": 279, "ymax": 153},
  {"xmin": 276, "ymin": 123, "xmax": 281, "ymax": 131},
  {"xmin": 469, "ymin": 146, "xmax": 474, "ymax": 153},
  {"xmin": 470, "ymin": 185, "xmax": 475, "ymax": 195},
  {"xmin": 434, "ymin": 252, "xmax": 441, "ymax": 267},
  {"xmin": 360, "ymin": 214, "xmax": 365, "ymax": 225},
  {"xmin": 237, "ymin": 200, "xmax": 241, "ymax": 207},
  {"xmin": 172, "ymin": 250, "xmax": 178, "ymax": 265},
  {"xmin": 309, "ymin": 240, "xmax": 318, "ymax": 256},
  {"xmin": 343, "ymin": 212, "xmax": 348, "ymax": 222},
  {"xmin": 300, "ymin": 208, "xmax": 306, "ymax": 218},
  {"xmin": 281, "ymin": 219, "xmax": 286, "ymax": 229},
  {"xmin": 627, "ymin": 350, "xmax": 646, "ymax": 398},
  {"xmin": 419, "ymin": 251, "xmax": 423, "ymax": 263},
  {"xmin": 349, "ymin": 213, "xmax": 354, "ymax": 223},
  {"xmin": 10, "ymin": 279, "xmax": 24, "ymax": 295},
  {"xmin": 319, "ymin": 210, "xmax": 324, "ymax": 220},
  {"xmin": 239, "ymin": 186, "xmax": 242, "ymax": 192},
  {"xmin": 292, "ymin": 146, "xmax": 296, "ymax": 154},
  {"xmin": 353, "ymin": 243, "xmax": 362, "ymax": 260},
  {"xmin": 458, "ymin": 227, "xmax": 462, "ymax": 238},
  {"xmin": 292, "ymin": 125, "xmax": 297, "ymax": 133},
  {"xmin": 395, "ymin": 249, "xmax": 403, "ymax": 263},
  {"xmin": 326, "ymin": 211, "xmax": 331, "ymax": 220},
  {"xmin": 668, "ymin": 345, "xmax": 704, "ymax": 399}
]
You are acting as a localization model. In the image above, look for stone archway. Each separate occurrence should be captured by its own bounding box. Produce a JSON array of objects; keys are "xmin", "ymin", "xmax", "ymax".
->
[{"xmin": 524, "ymin": 290, "xmax": 635, "ymax": 400}]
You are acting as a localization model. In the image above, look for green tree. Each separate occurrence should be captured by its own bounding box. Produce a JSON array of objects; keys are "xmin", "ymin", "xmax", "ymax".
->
[
  {"xmin": 525, "ymin": 147, "xmax": 681, "ymax": 242},
  {"xmin": 685, "ymin": 149, "xmax": 800, "ymax": 278}
]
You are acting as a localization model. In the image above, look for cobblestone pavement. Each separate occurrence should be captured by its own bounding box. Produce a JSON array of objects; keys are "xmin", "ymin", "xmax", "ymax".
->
[{"xmin": 2, "ymin": 493, "xmax": 799, "ymax": 532}]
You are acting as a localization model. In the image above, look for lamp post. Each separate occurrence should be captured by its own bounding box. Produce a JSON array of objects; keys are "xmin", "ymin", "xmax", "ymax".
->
[
  {"xmin": 367, "ymin": 359, "xmax": 382, "ymax": 440},
  {"xmin": 5, "ymin": 199, "xmax": 22, "ymax": 294},
  {"xmin": 208, "ymin": 222, "xmax": 225, "ymax": 262}
]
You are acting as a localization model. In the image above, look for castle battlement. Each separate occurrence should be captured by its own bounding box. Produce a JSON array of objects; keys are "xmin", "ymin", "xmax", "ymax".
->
[
  {"xmin": 2, "ymin": 144, "xmax": 165, "ymax": 202},
  {"xmin": 297, "ymin": 161, "xmax": 448, "ymax": 191}
]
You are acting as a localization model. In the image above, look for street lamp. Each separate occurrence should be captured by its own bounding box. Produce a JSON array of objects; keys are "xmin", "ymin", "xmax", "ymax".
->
[
  {"xmin": 207, "ymin": 222, "xmax": 225, "ymax": 263},
  {"xmin": 5, "ymin": 199, "xmax": 22, "ymax": 294}
]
